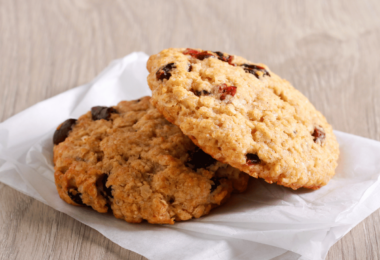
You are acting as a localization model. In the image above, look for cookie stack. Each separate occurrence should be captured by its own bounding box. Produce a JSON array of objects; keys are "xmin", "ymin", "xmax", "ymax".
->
[{"xmin": 53, "ymin": 48, "xmax": 339, "ymax": 224}]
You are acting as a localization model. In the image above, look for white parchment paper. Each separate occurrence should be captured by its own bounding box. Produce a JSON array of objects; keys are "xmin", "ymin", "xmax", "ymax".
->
[{"xmin": 1, "ymin": 52, "xmax": 380, "ymax": 260}]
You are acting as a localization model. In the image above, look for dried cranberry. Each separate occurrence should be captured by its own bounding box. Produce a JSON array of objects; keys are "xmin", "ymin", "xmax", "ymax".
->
[
  {"xmin": 312, "ymin": 127, "xmax": 326, "ymax": 143},
  {"xmin": 91, "ymin": 106, "xmax": 118, "ymax": 121},
  {"xmin": 53, "ymin": 119, "xmax": 77, "ymax": 145},
  {"xmin": 68, "ymin": 189, "xmax": 85, "ymax": 206},
  {"xmin": 218, "ymin": 84, "xmax": 237, "ymax": 100},
  {"xmin": 183, "ymin": 48, "xmax": 215, "ymax": 60},
  {"xmin": 183, "ymin": 48, "xmax": 200, "ymax": 56},
  {"xmin": 196, "ymin": 51, "xmax": 214, "ymax": 60},
  {"xmin": 227, "ymin": 55, "xmax": 235, "ymax": 65},
  {"xmin": 187, "ymin": 147, "xmax": 216, "ymax": 170},
  {"xmin": 246, "ymin": 153, "xmax": 261, "ymax": 165},
  {"xmin": 195, "ymin": 90, "xmax": 210, "ymax": 96},
  {"xmin": 156, "ymin": 63, "xmax": 176, "ymax": 81},
  {"xmin": 241, "ymin": 64, "xmax": 270, "ymax": 79}
]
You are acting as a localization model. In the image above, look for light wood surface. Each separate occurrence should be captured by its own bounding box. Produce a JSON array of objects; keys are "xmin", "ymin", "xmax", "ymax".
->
[{"xmin": 1, "ymin": 0, "xmax": 380, "ymax": 259}]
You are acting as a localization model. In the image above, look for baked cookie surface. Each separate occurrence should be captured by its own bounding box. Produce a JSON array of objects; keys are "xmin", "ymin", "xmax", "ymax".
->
[
  {"xmin": 53, "ymin": 97, "xmax": 249, "ymax": 224},
  {"xmin": 147, "ymin": 48, "xmax": 339, "ymax": 190}
]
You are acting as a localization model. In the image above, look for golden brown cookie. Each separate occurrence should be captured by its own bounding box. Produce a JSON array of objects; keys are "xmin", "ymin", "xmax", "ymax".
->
[
  {"xmin": 147, "ymin": 48, "xmax": 339, "ymax": 190},
  {"xmin": 53, "ymin": 97, "xmax": 249, "ymax": 224}
]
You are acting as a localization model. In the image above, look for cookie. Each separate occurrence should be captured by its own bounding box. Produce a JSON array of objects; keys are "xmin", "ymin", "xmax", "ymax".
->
[
  {"xmin": 53, "ymin": 97, "xmax": 249, "ymax": 224},
  {"xmin": 147, "ymin": 48, "xmax": 339, "ymax": 190}
]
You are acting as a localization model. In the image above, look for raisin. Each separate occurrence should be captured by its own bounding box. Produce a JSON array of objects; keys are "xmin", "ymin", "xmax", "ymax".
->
[
  {"xmin": 188, "ymin": 64, "xmax": 193, "ymax": 72},
  {"xmin": 246, "ymin": 153, "xmax": 261, "ymax": 165},
  {"xmin": 218, "ymin": 83, "xmax": 237, "ymax": 100},
  {"xmin": 241, "ymin": 64, "xmax": 270, "ymax": 79},
  {"xmin": 213, "ymin": 51, "xmax": 235, "ymax": 65},
  {"xmin": 187, "ymin": 147, "xmax": 216, "ymax": 170},
  {"xmin": 53, "ymin": 119, "xmax": 77, "ymax": 145},
  {"xmin": 103, "ymin": 178, "xmax": 113, "ymax": 199},
  {"xmin": 210, "ymin": 177, "xmax": 227, "ymax": 192},
  {"xmin": 312, "ymin": 126, "xmax": 326, "ymax": 143},
  {"xmin": 91, "ymin": 106, "xmax": 118, "ymax": 121},
  {"xmin": 68, "ymin": 189, "xmax": 85, "ymax": 206},
  {"xmin": 214, "ymin": 51, "xmax": 225, "ymax": 60},
  {"xmin": 156, "ymin": 63, "xmax": 176, "ymax": 81},
  {"xmin": 195, "ymin": 90, "xmax": 210, "ymax": 96},
  {"xmin": 96, "ymin": 174, "xmax": 113, "ymax": 205},
  {"xmin": 210, "ymin": 177, "xmax": 221, "ymax": 192}
]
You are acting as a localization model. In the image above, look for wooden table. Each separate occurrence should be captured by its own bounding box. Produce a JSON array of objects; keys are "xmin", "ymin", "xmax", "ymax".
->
[{"xmin": 1, "ymin": 1, "xmax": 379, "ymax": 259}]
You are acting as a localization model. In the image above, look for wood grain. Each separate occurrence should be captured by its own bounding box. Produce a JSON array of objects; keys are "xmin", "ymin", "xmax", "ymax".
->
[{"xmin": 1, "ymin": 0, "xmax": 380, "ymax": 259}]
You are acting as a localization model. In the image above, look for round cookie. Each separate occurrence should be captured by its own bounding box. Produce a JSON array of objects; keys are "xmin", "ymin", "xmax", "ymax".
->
[
  {"xmin": 147, "ymin": 48, "xmax": 339, "ymax": 190},
  {"xmin": 53, "ymin": 97, "xmax": 249, "ymax": 224}
]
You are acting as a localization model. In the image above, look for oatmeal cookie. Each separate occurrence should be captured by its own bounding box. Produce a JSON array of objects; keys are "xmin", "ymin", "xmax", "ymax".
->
[
  {"xmin": 147, "ymin": 48, "xmax": 339, "ymax": 190},
  {"xmin": 53, "ymin": 97, "xmax": 249, "ymax": 224}
]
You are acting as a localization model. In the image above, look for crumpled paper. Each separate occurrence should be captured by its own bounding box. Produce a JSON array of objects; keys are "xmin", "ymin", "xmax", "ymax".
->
[{"xmin": 1, "ymin": 52, "xmax": 380, "ymax": 260}]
